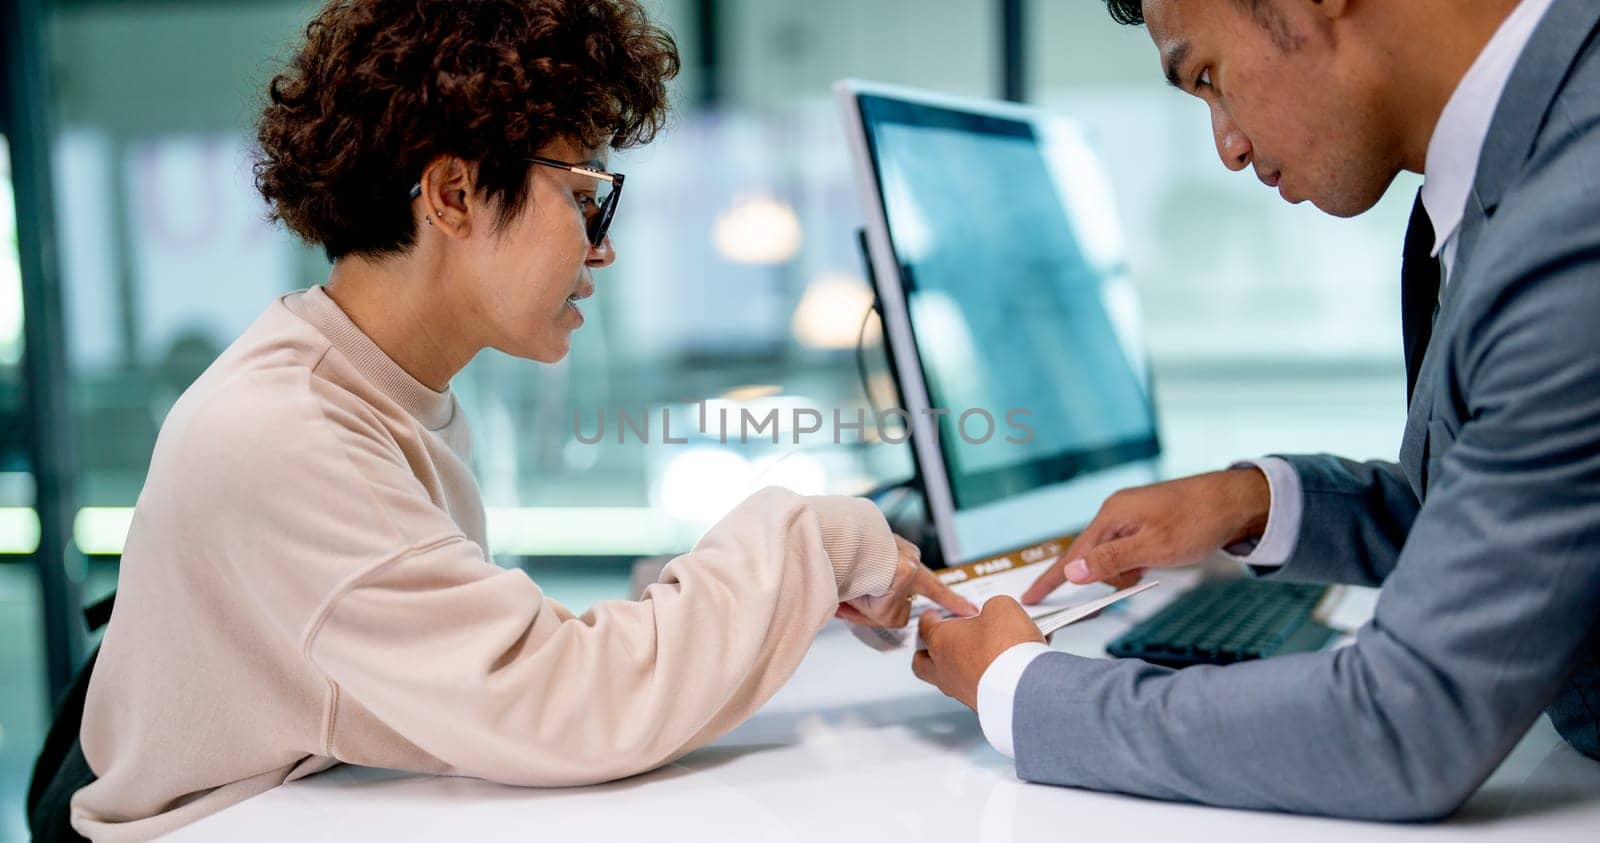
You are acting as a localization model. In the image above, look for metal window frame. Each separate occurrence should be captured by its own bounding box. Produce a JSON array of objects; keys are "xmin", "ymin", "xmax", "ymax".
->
[
  {"xmin": 1001, "ymin": 0, "xmax": 1027, "ymax": 103},
  {"xmin": 2, "ymin": 0, "xmax": 88, "ymax": 704}
]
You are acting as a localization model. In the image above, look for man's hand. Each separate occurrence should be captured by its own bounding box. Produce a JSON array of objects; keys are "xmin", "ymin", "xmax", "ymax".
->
[
  {"xmin": 838, "ymin": 535, "xmax": 979, "ymax": 627},
  {"xmin": 1021, "ymin": 468, "xmax": 1272, "ymax": 604},
  {"xmin": 911, "ymin": 597, "xmax": 1044, "ymax": 710}
]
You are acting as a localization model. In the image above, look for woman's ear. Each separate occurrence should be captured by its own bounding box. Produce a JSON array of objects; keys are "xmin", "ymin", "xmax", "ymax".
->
[{"xmin": 415, "ymin": 156, "xmax": 477, "ymax": 239}]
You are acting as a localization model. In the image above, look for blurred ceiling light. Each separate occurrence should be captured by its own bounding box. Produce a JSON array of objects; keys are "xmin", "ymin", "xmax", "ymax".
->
[
  {"xmin": 74, "ymin": 506, "xmax": 133, "ymax": 556},
  {"xmin": 712, "ymin": 193, "xmax": 803, "ymax": 265},
  {"xmin": 720, "ymin": 384, "xmax": 784, "ymax": 402},
  {"xmin": 750, "ymin": 452, "xmax": 828, "ymax": 497},
  {"xmin": 486, "ymin": 506, "xmax": 680, "ymax": 556},
  {"xmin": 0, "ymin": 160, "xmax": 22, "ymax": 365},
  {"xmin": 560, "ymin": 436, "xmax": 602, "ymax": 472},
  {"xmin": 792, "ymin": 272, "xmax": 875, "ymax": 350},
  {"xmin": 0, "ymin": 507, "xmax": 40, "ymax": 555},
  {"xmin": 658, "ymin": 448, "xmax": 753, "ymax": 523}
]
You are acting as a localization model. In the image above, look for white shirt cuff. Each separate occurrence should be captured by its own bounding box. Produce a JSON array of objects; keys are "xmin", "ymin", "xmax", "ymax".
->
[
  {"xmin": 976, "ymin": 641, "xmax": 1053, "ymax": 759},
  {"xmin": 1219, "ymin": 457, "xmax": 1302, "ymax": 568}
]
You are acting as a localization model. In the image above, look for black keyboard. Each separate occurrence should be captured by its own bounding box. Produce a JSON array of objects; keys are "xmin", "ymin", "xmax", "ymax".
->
[{"xmin": 1106, "ymin": 579, "xmax": 1334, "ymax": 668}]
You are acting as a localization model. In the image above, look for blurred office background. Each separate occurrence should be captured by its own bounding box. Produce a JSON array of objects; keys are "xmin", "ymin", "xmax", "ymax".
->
[{"xmin": 0, "ymin": 0, "xmax": 1419, "ymax": 833}]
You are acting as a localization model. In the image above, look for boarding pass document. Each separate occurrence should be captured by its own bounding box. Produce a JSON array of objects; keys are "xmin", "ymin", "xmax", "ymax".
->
[
  {"xmin": 1031, "ymin": 581, "xmax": 1160, "ymax": 639},
  {"xmin": 848, "ymin": 533, "xmax": 1158, "ymax": 652}
]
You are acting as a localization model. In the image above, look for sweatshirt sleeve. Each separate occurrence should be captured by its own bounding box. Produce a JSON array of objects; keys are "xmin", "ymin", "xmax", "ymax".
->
[{"xmin": 304, "ymin": 485, "xmax": 898, "ymax": 786}]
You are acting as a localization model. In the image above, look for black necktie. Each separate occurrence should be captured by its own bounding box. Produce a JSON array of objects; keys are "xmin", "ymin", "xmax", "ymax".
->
[{"xmin": 1401, "ymin": 190, "xmax": 1443, "ymax": 403}]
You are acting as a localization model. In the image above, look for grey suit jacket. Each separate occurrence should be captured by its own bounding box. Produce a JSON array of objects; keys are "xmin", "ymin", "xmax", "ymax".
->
[{"xmin": 1012, "ymin": 0, "xmax": 1600, "ymax": 820}]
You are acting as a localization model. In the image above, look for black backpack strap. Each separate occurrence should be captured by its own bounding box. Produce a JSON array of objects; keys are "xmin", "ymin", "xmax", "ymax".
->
[
  {"xmin": 82, "ymin": 591, "xmax": 115, "ymax": 633},
  {"xmin": 28, "ymin": 737, "xmax": 94, "ymax": 842},
  {"xmin": 27, "ymin": 591, "xmax": 115, "ymax": 843}
]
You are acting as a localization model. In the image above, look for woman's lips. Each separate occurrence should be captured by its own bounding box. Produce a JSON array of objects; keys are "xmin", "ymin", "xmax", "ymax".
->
[{"xmin": 566, "ymin": 283, "xmax": 593, "ymax": 325}]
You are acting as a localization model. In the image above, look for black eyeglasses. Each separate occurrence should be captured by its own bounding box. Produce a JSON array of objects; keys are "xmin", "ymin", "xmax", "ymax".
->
[{"xmin": 408, "ymin": 156, "xmax": 625, "ymax": 247}]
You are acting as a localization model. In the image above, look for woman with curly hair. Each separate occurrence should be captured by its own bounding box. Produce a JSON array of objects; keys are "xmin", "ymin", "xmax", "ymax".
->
[{"xmin": 64, "ymin": 1, "xmax": 972, "ymax": 838}]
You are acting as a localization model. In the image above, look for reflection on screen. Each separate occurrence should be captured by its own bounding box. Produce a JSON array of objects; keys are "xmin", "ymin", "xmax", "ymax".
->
[{"xmin": 862, "ymin": 96, "xmax": 1158, "ymax": 510}]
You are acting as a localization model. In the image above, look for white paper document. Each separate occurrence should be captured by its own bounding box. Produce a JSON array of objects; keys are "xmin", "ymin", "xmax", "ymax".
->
[
  {"xmin": 1031, "ymin": 580, "xmax": 1160, "ymax": 638},
  {"xmin": 847, "ymin": 558, "xmax": 1159, "ymax": 652}
]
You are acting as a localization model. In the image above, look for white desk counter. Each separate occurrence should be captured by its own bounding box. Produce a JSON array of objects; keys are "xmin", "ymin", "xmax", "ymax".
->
[{"xmin": 173, "ymin": 582, "xmax": 1600, "ymax": 841}]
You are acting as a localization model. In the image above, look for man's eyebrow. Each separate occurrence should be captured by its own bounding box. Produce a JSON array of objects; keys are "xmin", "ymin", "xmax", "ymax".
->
[{"xmin": 1163, "ymin": 41, "xmax": 1192, "ymax": 89}]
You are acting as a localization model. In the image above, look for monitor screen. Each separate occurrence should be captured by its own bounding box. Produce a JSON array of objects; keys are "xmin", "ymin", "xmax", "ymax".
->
[{"xmin": 856, "ymin": 94, "xmax": 1159, "ymax": 526}]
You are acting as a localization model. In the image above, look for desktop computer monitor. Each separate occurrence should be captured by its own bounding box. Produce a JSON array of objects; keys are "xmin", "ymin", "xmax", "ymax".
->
[{"xmin": 837, "ymin": 80, "xmax": 1161, "ymax": 566}]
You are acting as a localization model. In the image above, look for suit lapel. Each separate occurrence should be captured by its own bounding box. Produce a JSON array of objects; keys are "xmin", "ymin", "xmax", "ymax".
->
[
  {"xmin": 1453, "ymin": 0, "xmax": 1600, "ymax": 279},
  {"xmin": 1462, "ymin": 0, "xmax": 1600, "ymax": 241}
]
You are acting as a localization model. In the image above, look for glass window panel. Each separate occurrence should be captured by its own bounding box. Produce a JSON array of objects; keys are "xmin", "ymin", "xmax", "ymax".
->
[
  {"xmin": 44, "ymin": 0, "xmax": 999, "ymax": 569},
  {"xmin": 1029, "ymin": 0, "xmax": 1412, "ymax": 477},
  {"xmin": 1, "ymin": 132, "xmax": 49, "ymax": 843}
]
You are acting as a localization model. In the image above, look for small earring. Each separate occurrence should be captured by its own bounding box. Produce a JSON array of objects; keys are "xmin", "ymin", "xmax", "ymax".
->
[{"xmin": 425, "ymin": 215, "xmax": 432, "ymax": 226}]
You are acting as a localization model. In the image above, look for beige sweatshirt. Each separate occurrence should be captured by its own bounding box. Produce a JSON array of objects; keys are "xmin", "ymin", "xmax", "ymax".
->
[{"xmin": 71, "ymin": 286, "xmax": 899, "ymax": 841}]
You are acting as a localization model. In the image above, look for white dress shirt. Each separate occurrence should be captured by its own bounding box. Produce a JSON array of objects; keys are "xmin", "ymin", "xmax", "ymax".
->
[
  {"xmin": 975, "ymin": 0, "xmax": 1557, "ymax": 760},
  {"xmin": 1420, "ymin": 0, "xmax": 1557, "ymax": 284}
]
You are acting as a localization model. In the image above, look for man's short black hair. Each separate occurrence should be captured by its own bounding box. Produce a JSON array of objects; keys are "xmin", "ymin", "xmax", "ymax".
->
[
  {"xmin": 1103, "ymin": 0, "xmax": 1284, "ymax": 40},
  {"xmin": 1105, "ymin": 0, "xmax": 1145, "ymax": 25}
]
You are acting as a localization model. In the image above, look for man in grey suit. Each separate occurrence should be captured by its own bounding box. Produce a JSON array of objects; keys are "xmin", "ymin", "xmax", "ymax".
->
[{"xmin": 913, "ymin": 0, "xmax": 1600, "ymax": 821}]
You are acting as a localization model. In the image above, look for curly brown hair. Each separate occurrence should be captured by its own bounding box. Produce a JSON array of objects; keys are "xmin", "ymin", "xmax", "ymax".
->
[{"xmin": 254, "ymin": 0, "xmax": 679, "ymax": 261}]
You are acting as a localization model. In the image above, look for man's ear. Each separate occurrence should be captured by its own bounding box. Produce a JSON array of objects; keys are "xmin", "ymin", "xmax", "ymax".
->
[
  {"xmin": 1312, "ymin": 0, "xmax": 1349, "ymax": 22},
  {"xmin": 416, "ymin": 156, "xmax": 477, "ymax": 238}
]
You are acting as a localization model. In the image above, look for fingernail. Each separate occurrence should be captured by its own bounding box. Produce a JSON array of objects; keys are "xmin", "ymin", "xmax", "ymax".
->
[{"xmin": 1065, "ymin": 558, "xmax": 1090, "ymax": 583}]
